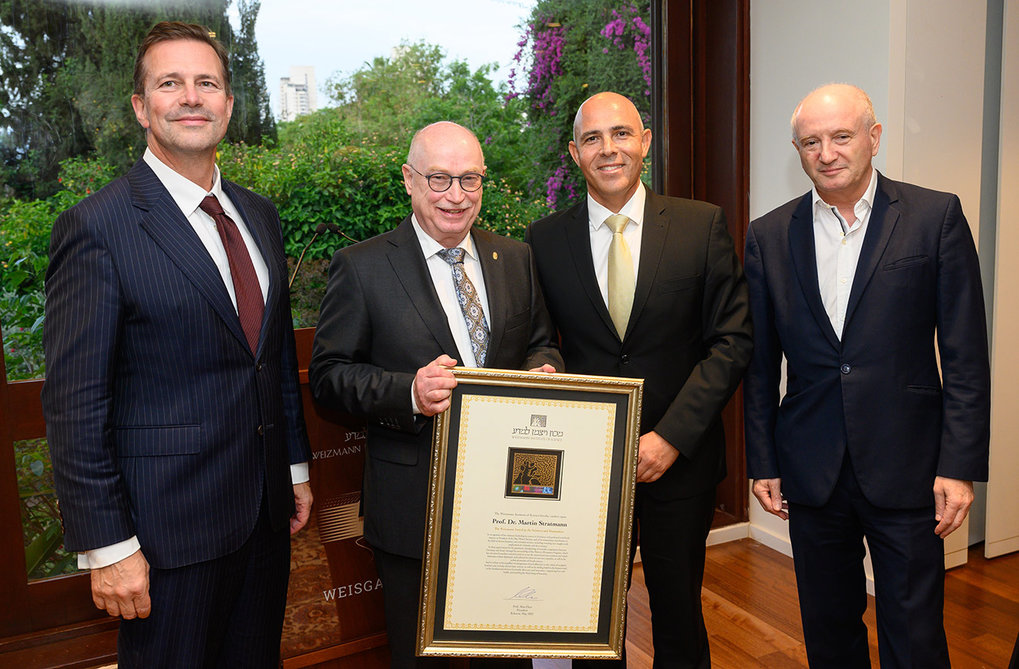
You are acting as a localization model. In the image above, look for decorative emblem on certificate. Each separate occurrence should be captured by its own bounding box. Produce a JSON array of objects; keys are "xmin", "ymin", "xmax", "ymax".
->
[{"xmin": 506, "ymin": 448, "xmax": 563, "ymax": 499}]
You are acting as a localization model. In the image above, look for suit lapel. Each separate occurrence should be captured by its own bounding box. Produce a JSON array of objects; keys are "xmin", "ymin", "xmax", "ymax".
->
[
  {"xmin": 788, "ymin": 193, "xmax": 841, "ymax": 350},
  {"xmin": 385, "ymin": 218, "xmax": 462, "ymax": 360},
  {"xmin": 129, "ymin": 161, "xmax": 251, "ymax": 354},
  {"xmin": 474, "ymin": 230, "xmax": 506, "ymax": 363},
  {"xmin": 631, "ymin": 191, "xmax": 668, "ymax": 339},
  {"xmin": 224, "ymin": 180, "xmax": 279, "ymax": 359},
  {"xmin": 564, "ymin": 202, "xmax": 618, "ymax": 337},
  {"xmin": 844, "ymin": 174, "xmax": 899, "ymax": 329}
]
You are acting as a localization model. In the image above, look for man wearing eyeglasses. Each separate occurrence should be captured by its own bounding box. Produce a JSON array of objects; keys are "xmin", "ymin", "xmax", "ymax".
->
[{"xmin": 309, "ymin": 121, "xmax": 562, "ymax": 668}]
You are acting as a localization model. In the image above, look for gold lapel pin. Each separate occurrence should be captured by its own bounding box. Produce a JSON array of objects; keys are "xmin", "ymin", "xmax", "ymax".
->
[{"xmin": 492, "ymin": 251, "xmax": 499, "ymax": 260}]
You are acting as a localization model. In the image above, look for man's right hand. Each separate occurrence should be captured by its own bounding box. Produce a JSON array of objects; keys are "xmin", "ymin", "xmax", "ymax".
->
[
  {"xmin": 752, "ymin": 478, "xmax": 788, "ymax": 520},
  {"xmin": 413, "ymin": 354, "xmax": 458, "ymax": 416},
  {"xmin": 91, "ymin": 549, "xmax": 151, "ymax": 619}
]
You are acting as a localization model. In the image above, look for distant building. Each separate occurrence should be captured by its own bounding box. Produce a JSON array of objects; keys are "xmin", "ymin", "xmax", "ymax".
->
[{"xmin": 279, "ymin": 66, "xmax": 318, "ymax": 122}]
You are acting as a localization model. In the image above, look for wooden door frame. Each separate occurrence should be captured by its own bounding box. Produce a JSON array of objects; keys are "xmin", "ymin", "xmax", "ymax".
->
[{"xmin": 652, "ymin": 0, "xmax": 750, "ymax": 525}]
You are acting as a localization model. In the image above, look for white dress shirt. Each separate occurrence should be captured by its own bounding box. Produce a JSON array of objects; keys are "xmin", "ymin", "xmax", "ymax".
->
[
  {"xmin": 587, "ymin": 183, "xmax": 647, "ymax": 307},
  {"xmin": 81, "ymin": 150, "xmax": 308, "ymax": 570},
  {"xmin": 408, "ymin": 217, "xmax": 493, "ymax": 413},
  {"xmin": 813, "ymin": 169, "xmax": 879, "ymax": 339}
]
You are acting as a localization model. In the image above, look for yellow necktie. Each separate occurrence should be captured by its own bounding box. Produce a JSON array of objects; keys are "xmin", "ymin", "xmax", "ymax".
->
[{"xmin": 605, "ymin": 214, "xmax": 634, "ymax": 338}]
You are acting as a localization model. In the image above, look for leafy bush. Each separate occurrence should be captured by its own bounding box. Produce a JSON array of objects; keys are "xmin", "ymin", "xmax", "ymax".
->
[
  {"xmin": 1, "ymin": 289, "xmax": 46, "ymax": 379},
  {"xmin": 1, "ymin": 156, "xmax": 116, "ymax": 379},
  {"xmin": 220, "ymin": 108, "xmax": 550, "ymax": 268},
  {"xmin": 1, "ymin": 199, "xmax": 55, "ymax": 294}
]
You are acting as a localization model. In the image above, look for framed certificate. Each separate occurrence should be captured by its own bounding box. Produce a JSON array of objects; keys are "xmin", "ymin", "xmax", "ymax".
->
[{"xmin": 417, "ymin": 368, "xmax": 643, "ymax": 660}]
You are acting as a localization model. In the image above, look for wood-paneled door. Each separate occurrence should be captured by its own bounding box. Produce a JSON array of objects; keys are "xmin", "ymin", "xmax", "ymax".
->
[{"xmin": 651, "ymin": 0, "xmax": 751, "ymax": 526}]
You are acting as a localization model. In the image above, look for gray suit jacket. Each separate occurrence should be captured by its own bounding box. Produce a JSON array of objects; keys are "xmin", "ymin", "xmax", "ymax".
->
[{"xmin": 309, "ymin": 217, "xmax": 562, "ymax": 557}]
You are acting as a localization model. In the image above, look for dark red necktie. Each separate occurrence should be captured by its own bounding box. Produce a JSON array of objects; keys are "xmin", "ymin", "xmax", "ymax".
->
[{"xmin": 199, "ymin": 194, "xmax": 265, "ymax": 355}]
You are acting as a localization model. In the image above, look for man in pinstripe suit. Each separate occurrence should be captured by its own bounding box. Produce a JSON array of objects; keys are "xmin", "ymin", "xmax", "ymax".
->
[{"xmin": 41, "ymin": 22, "xmax": 312, "ymax": 667}]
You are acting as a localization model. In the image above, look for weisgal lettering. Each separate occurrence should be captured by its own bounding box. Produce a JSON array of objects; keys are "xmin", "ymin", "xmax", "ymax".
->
[{"xmin": 321, "ymin": 578, "xmax": 383, "ymax": 601}]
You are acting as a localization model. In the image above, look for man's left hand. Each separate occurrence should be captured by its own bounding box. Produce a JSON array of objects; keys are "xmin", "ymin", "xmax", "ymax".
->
[
  {"xmin": 636, "ymin": 431, "xmax": 680, "ymax": 483},
  {"xmin": 290, "ymin": 481, "xmax": 313, "ymax": 534},
  {"xmin": 528, "ymin": 364, "xmax": 556, "ymax": 373},
  {"xmin": 933, "ymin": 476, "xmax": 974, "ymax": 538}
]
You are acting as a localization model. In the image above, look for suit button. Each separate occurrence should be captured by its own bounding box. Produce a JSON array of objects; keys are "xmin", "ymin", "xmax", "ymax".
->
[
  {"xmin": 840, "ymin": 363, "xmax": 851, "ymax": 375},
  {"xmin": 256, "ymin": 362, "xmax": 263, "ymax": 372},
  {"xmin": 257, "ymin": 425, "xmax": 264, "ymax": 436},
  {"xmin": 621, "ymin": 354, "xmax": 630, "ymax": 364}
]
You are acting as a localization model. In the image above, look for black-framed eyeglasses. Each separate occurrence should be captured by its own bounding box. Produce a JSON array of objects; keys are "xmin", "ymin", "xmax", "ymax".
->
[{"xmin": 407, "ymin": 164, "xmax": 484, "ymax": 192}]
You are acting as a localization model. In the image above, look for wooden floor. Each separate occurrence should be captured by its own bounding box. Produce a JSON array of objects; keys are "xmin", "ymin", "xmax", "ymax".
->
[{"xmin": 620, "ymin": 539, "xmax": 1019, "ymax": 668}]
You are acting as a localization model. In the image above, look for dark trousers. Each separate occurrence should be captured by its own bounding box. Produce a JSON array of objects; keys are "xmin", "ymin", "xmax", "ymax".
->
[
  {"xmin": 372, "ymin": 546, "xmax": 532, "ymax": 669},
  {"xmin": 117, "ymin": 494, "xmax": 291, "ymax": 668},
  {"xmin": 788, "ymin": 454, "xmax": 949, "ymax": 669},
  {"xmin": 575, "ymin": 487, "xmax": 717, "ymax": 669}
]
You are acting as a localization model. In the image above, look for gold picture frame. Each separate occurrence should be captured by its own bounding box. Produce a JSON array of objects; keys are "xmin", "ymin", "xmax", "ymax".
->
[{"xmin": 418, "ymin": 368, "xmax": 643, "ymax": 660}]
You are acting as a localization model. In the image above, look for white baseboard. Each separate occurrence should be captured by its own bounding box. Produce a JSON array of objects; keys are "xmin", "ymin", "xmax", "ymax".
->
[
  {"xmin": 707, "ymin": 521, "xmax": 750, "ymax": 546},
  {"xmin": 632, "ymin": 521, "xmax": 751, "ymax": 564},
  {"xmin": 749, "ymin": 521, "xmax": 794, "ymax": 558}
]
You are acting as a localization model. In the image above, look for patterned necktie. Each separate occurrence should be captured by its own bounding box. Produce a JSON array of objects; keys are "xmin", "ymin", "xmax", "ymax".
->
[
  {"xmin": 437, "ymin": 247, "xmax": 490, "ymax": 367},
  {"xmin": 199, "ymin": 194, "xmax": 265, "ymax": 355},
  {"xmin": 605, "ymin": 213, "xmax": 635, "ymax": 338}
]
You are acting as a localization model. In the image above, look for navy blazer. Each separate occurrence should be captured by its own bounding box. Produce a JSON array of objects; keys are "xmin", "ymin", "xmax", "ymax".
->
[
  {"xmin": 743, "ymin": 173, "xmax": 990, "ymax": 509},
  {"xmin": 527, "ymin": 190, "xmax": 753, "ymax": 500},
  {"xmin": 42, "ymin": 159, "xmax": 311, "ymax": 569},
  {"xmin": 308, "ymin": 217, "xmax": 563, "ymax": 558}
]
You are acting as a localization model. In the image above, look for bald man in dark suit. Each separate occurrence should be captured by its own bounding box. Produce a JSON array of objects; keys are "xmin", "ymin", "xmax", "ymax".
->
[
  {"xmin": 309, "ymin": 121, "xmax": 562, "ymax": 668},
  {"xmin": 527, "ymin": 92, "xmax": 752, "ymax": 668},
  {"xmin": 744, "ymin": 84, "xmax": 990, "ymax": 668}
]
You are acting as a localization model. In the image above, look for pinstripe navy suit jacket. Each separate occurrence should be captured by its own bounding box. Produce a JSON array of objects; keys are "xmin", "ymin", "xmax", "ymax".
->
[{"xmin": 42, "ymin": 158, "xmax": 311, "ymax": 569}]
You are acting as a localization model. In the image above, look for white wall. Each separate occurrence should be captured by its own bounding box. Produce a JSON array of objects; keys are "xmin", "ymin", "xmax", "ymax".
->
[{"xmin": 748, "ymin": 0, "xmax": 1010, "ymax": 569}]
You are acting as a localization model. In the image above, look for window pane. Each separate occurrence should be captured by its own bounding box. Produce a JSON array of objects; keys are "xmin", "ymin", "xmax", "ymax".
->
[{"xmin": 16, "ymin": 438, "xmax": 79, "ymax": 581}]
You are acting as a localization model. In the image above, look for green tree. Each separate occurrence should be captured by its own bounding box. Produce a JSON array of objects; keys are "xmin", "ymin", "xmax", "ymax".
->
[
  {"xmin": 325, "ymin": 40, "xmax": 531, "ymax": 194},
  {"xmin": 510, "ymin": 0, "xmax": 652, "ymax": 209},
  {"xmin": 0, "ymin": 0, "xmax": 273, "ymax": 198},
  {"xmin": 327, "ymin": 41, "xmax": 447, "ymax": 146},
  {"xmin": 0, "ymin": 1, "xmax": 88, "ymax": 198},
  {"xmin": 223, "ymin": 0, "xmax": 276, "ymax": 146}
]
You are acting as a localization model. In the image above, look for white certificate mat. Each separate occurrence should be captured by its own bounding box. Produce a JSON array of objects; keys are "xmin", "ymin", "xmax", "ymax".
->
[{"xmin": 444, "ymin": 395, "xmax": 615, "ymax": 631}]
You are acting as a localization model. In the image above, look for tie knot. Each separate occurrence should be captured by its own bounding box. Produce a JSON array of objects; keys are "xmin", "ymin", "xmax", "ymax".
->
[
  {"xmin": 437, "ymin": 247, "xmax": 466, "ymax": 265},
  {"xmin": 605, "ymin": 214, "xmax": 629, "ymax": 234},
  {"xmin": 199, "ymin": 194, "xmax": 225, "ymax": 218}
]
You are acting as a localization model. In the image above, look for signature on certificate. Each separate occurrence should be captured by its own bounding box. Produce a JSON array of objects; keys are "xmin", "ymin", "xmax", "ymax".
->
[{"xmin": 506, "ymin": 586, "xmax": 541, "ymax": 601}]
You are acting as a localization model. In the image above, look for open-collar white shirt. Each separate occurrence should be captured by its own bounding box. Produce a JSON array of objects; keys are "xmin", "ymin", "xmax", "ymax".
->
[{"xmin": 812, "ymin": 168, "xmax": 879, "ymax": 339}]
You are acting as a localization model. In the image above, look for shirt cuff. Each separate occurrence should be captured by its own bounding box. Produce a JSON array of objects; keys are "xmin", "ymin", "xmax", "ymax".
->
[
  {"xmin": 291, "ymin": 462, "xmax": 309, "ymax": 484},
  {"xmin": 411, "ymin": 380, "xmax": 421, "ymax": 415},
  {"xmin": 78, "ymin": 536, "xmax": 142, "ymax": 570}
]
